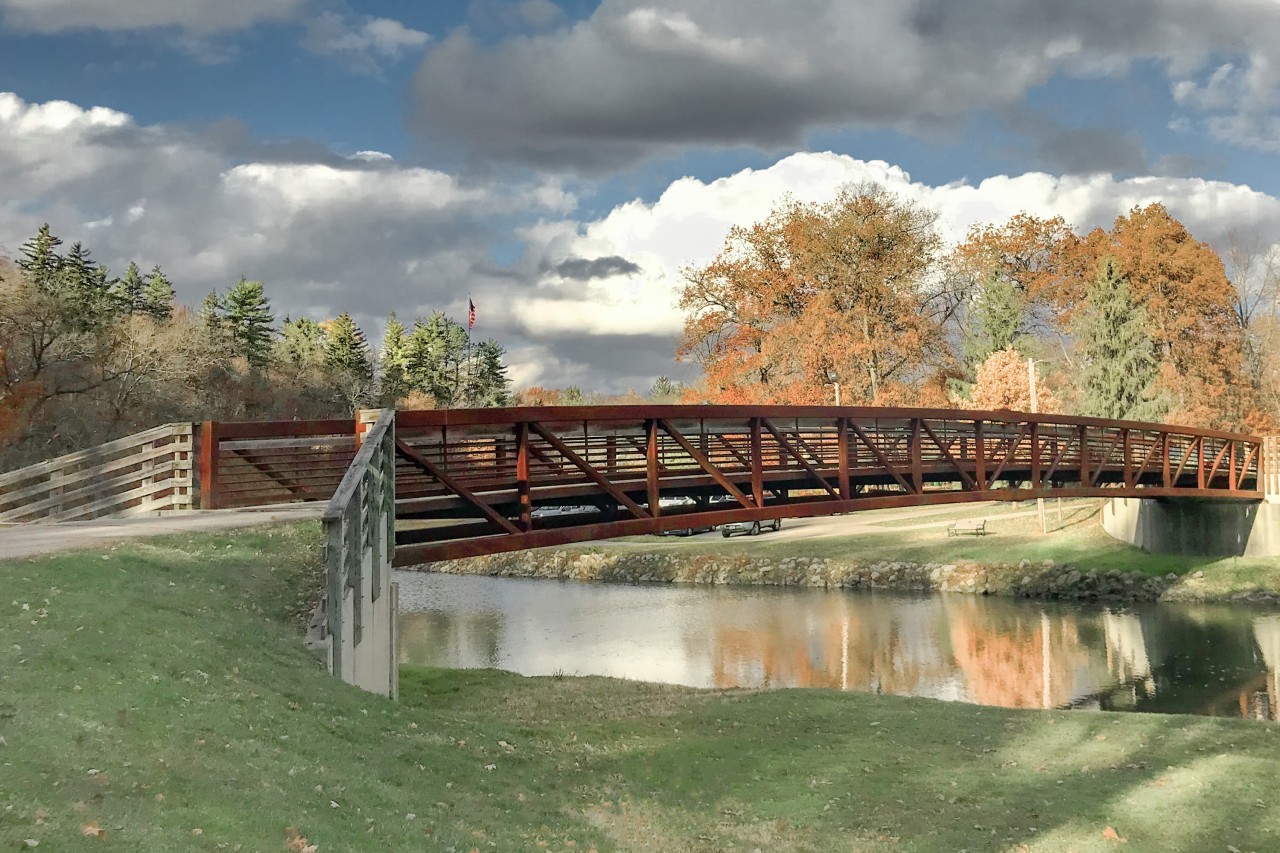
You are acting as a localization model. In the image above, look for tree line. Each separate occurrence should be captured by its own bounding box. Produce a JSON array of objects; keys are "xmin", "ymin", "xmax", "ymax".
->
[
  {"xmin": 0, "ymin": 224, "xmax": 512, "ymax": 468},
  {"xmin": 676, "ymin": 184, "xmax": 1276, "ymax": 431}
]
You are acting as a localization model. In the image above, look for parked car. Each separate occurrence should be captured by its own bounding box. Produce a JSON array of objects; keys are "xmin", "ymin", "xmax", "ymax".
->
[
  {"xmin": 656, "ymin": 524, "xmax": 716, "ymax": 537},
  {"xmin": 720, "ymin": 518, "xmax": 782, "ymax": 537}
]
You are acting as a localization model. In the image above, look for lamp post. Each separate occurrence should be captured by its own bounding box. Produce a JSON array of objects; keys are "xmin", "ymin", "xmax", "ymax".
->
[
  {"xmin": 1028, "ymin": 357, "xmax": 1048, "ymax": 535},
  {"xmin": 825, "ymin": 369, "xmax": 841, "ymax": 407}
]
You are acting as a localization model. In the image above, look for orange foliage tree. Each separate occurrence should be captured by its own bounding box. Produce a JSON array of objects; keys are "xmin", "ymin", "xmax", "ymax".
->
[
  {"xmin": 969, "ymin": 347, "xmax": 1059, "ymax": 413},
  {"xmin": 0, "ymin": 344, "xmax": 38, "ymax": 447},
  {"xmin": 677, "ymin": 184, "xmax": 949, "ymax": 404}
]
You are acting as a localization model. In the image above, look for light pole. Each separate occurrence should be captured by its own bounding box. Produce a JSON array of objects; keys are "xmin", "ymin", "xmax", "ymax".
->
[
  {"xmin": 1028, "ymin": 357, "xmax": 1048, "ymax": 535},
  {"xmin": 825, "ymin": 369, "xmax": 841, "ymax": 407}
]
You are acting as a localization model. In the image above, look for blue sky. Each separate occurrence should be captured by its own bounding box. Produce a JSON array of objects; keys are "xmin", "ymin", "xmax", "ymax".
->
[{"xmin": 0, "ymin": 0, "xmax": 1278, "ymax": 391}]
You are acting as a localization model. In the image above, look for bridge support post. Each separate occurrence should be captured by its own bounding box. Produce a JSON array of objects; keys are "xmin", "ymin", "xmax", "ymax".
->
[{"xmin": 1103, "ymin": 497, "xmax": 1280, "ymax": 557}]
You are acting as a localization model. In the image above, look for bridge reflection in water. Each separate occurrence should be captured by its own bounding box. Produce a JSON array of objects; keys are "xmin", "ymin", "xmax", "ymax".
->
[{"xmin": 397, "ymin": 573, "xmax": 1280, "ymax": 721}]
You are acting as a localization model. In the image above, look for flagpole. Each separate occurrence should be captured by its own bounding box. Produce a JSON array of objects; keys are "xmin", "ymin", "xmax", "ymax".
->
[{"xmin": 466, "ymin": 296, "xmax": 474, "ymax": 406}]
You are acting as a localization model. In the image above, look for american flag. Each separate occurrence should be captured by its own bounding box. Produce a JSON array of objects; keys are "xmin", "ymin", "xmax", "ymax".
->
[{"xmin": 468, "ymin": 298, "xmax": 475, "ymax": 331}]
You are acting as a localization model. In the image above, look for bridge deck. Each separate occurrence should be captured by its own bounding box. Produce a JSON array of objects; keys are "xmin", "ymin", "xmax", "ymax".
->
[{"xmin": 389, "ymin": 406, "xmax": 1262, "ymax": 565}]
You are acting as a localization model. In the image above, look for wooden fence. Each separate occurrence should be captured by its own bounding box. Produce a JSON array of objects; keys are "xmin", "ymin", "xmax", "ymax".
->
[
  {"xmin": 0, "ymin": 423, "xmax": 194, "ymax": 523},
  {"xmin": 198, "ymin": 419, "xmax": 356, "ymax": 509},
  {"xmin": 317, "ymin": 409, "xmax": 398, "ymax": 698}
]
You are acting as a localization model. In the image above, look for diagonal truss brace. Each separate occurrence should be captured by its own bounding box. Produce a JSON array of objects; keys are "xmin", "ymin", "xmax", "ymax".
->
[
  {"xmin": 395, "ymin": 438, "xmax": 520, "ymax": 534},
  {"xmin": 529, "ymin": 423, "xmax": 651, "ymax": 519},
  {"xmin": 761, "ymin": 419, "xmax": 839, "ymax": 497},
  {"xmin": 657, "ymin": 420, "xmax": 755, "ymax": 507}
]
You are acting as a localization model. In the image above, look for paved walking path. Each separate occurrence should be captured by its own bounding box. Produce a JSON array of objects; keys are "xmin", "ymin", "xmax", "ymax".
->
[{"xmin": 0, "ymin": 505, "xmax": 324, "ymax": 561}]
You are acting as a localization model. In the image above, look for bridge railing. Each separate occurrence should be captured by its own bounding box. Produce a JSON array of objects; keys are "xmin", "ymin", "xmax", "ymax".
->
[
  {"xmin": 391, "ymin": 406, "xmax": 1263, "ymax": 564},
  {"xmin": 317, "ymin": 409, "xmax": 397, "ymax": 698}
]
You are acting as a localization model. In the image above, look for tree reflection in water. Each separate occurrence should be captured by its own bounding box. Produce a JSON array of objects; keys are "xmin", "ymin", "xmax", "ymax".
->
[{"xmin": 396, "ymin": 573, "xmax": 1280, "ymax": 721}]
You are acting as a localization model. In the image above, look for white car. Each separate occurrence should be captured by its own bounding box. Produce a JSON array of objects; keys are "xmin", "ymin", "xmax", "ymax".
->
[{"xmin": 720, "ymin": 518, "xmax": 782, "ymax": 538}]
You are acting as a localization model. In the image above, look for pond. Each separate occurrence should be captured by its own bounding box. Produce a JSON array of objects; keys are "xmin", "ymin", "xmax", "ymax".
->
[{"xmin": 396, "ymin": 572, "xmax": 1280, "ymax": 721}]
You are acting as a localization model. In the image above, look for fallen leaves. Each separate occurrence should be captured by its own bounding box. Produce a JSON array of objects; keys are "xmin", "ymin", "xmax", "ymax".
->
[
  {"xmin": 286, "ymin": 826, "xmax": 319, "ymax": 852},
  {"xmin": 1102, "ymin": 826, "xmax": 1125, "ymax": 843},
  {"xmin": 80, "ymin": 821, "xmax": 107, "ymax": 840}
]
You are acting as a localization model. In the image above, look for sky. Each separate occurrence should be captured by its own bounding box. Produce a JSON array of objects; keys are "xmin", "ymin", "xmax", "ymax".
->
[{"xmin": 1, "ymin": 0, "xmax": 1280, "ymax": 393}]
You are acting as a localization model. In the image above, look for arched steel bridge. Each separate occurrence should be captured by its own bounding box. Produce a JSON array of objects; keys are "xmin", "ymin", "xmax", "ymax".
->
[{"xmin": 381, "ymin": 406, "xmax": 1264, "ymax": 565}]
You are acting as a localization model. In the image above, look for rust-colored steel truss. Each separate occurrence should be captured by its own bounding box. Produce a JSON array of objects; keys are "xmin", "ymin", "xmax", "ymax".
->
[{"xmin": 391, "ymin": 406, "xmax": 1264, "ymax": 566}]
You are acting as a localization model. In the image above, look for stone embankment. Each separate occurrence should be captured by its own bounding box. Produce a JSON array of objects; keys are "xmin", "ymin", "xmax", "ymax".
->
[{"xmin": 421, "ymin": 549, "xmax": 1278, "ymax": 604}]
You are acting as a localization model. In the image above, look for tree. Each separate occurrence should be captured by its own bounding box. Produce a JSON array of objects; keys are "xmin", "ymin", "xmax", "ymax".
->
[
  {"xmin": 963, "ymin": 272, "xmax": 1028, "ymax": 367},
  {"xmin": 323, "ymin": 312, "xmax": 373, "ymax": 407},
  {"xmin": 464, "ymin": 338, "xmax": 512, "ymax": 407},
  {"xmin": 141, "ymin": 266, "xmax": 175, "ymax": 321},
  {"xmin": 969, "ymin": 347, "xmax": 1059, "ymax": 413},
  {"xmin": 17, "ymin": 223, "xmax": 63, "ymax": 292},
  {"xmin": 649, "ymin": 376, "xmax": 684, "ymax": 402},
  {"xmin": 678, "ymin": 184, "xmax": 946, "ymax": 404},
  {"xmin": 113, "ymin": 262, "xmax": 147, "ymax": 314},
  {"xmin": 277, "ymin": 317, "xmax": 326, "ymax": 372},
  {"xmin": 60, "ymin": 242, "xmax": 115, "ymax": 328},
  {"xmin": 378, "ymin": 311, "xmax": 409, "ymax": 405},
  {"xmin": 1076, "ymin": 204, "xmax": 1247, "ymax": 425},
  {"xmin": 1077, "ymin": 258, "xmax": 1166, "ymax": 421},
  {"xmin": 198, "ymin": 291, "xmax": 222, "ymax": 333},
  {"xmin": 222, "ymin": 278, "xmax": 275, "ymax": 370},
  {"xmin": 513, "ymin": 386, "xmax": 562, "ymax": 406},
  {"xmin": 404, "ymin": 311, "xmax": 467, "ymax": 406}
]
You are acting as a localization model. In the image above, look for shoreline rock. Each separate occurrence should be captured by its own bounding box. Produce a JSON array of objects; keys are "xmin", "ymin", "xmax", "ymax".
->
[{"xmin": 414, "ymin": 549, "xmax": 1280, "ymax": 605}]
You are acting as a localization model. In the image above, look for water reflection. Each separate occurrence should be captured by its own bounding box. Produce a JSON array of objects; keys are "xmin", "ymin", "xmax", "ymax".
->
[{"xmin": 396, "ymin": 572, "xmax": 1280, "ymax": 721}]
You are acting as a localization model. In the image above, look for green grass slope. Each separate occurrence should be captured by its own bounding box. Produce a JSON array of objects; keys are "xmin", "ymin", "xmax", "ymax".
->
[{"xmin": 2, "ymin": 523, "xmax": 1278, "ymax": 851}]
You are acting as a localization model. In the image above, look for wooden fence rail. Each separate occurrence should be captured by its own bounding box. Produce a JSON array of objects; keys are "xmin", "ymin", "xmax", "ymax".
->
[{"xmin": 0, "ymin": 423, "xmax": 194, "ymax": 523}]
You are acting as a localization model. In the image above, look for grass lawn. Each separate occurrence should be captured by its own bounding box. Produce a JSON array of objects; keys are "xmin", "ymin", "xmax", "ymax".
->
[{"xmin": 3, "ymin": 522, "xmax": 1280, "ymax": 851}]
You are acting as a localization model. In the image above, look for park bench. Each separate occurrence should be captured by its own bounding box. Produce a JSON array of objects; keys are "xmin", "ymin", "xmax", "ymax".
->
[{"xmin": 946, "ymin": 518, "xmax": 987, "ymax": 537}]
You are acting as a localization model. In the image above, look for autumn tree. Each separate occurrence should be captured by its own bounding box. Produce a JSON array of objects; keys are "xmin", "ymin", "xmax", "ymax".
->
[
  {"xmin": 969, "ymin": 347, "xmax": 1059, "ymax": 413},
  {"xmin": 678, "ymin": 184, "xmax": 947, "ymax": 404}
]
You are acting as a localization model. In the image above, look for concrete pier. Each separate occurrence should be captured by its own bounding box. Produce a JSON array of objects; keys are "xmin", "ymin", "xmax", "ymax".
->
[{"xmin": 1103, "ymin": 497, "xmax": 1280, "ymax": 557}]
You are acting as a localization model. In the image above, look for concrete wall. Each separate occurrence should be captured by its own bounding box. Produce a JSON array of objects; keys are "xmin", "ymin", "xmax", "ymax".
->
[{"xmin": 1103, "ymin": 497, "xmax": 1280, "ymax": 557}]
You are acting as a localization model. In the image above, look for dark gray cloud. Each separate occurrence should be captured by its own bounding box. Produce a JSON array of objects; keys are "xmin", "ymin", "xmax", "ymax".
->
[
  {"xmin": 1037, "ymin": 128, "xmax": 1149, "ymax": 177},
  {"xmin": 550, "ymin": 255, "xmax": 642, "ymax": 281},
  {"xmin": 409, "ymin": 0, "xmax": 1280, "ymax": 173}
]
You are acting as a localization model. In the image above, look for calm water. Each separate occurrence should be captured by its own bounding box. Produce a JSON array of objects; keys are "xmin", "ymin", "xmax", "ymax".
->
[{"xmin": 396, "ymin": 572, "xmax": 1280, "ymax": 720}]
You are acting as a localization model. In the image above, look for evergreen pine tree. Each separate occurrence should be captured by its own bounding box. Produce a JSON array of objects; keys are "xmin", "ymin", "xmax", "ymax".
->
[
  {"xmin": 198, "ymin": 291, "xmax": 223, "ymax": 333},
  {"xmin": 378, "ymin": 311, "xmax": 409, "ymax": 405},
  {"xmin": 649, "ymin": 376, "xmax": 684, "ymax": 401},
  {"xmin": 60, "ymin": 242, "xmax": 116, "ymax": 326},
  {"xmin": 963, "ymin": 272, "xmax": 1027, "ymax": 367},
  {"xmin": 279, "ymin": 316, "xmax": 327, "ymax": 370},
  {"xmin": 323, "ymin": 312, "xmax": 372, "ymax": 380},
  {"xmin": 140, "ymin": 265, "xmax": 175, "ymax": 320},
  {"xmin": 465, "ymin": 339, "xmax": 512, "ymax": 407},
  {"xmin": 222, "ymin": 278, "xmax": 275, "ymax": 370},
  {"xmin": 404, "ymin": 311, "xmax": 467, "ymax": 406},
  {"xmin": 114, "ymin": 261, "xmax": 147, "ymax": 313},
  {"xmin": 1078, "ymin": 258, "xmax": 1167, "ymax": 421},
  {"xmin": 17, "ymin": 223, "xmax": 62, "ymax": 291}
]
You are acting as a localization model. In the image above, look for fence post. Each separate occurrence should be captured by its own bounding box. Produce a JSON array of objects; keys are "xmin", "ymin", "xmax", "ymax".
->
[{"xmin": 199, "ymin": 421, "xmax": 220, "ymax": 510}]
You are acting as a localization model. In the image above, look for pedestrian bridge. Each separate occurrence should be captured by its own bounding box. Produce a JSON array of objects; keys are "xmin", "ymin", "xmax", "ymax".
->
[
  {"xmin": 383, "ymin": 406, "xmax": 1263, "ymax": 564},
  {"xmin": 1, "ymin": 404, "xmax": 1269, "ymax": 697}
]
